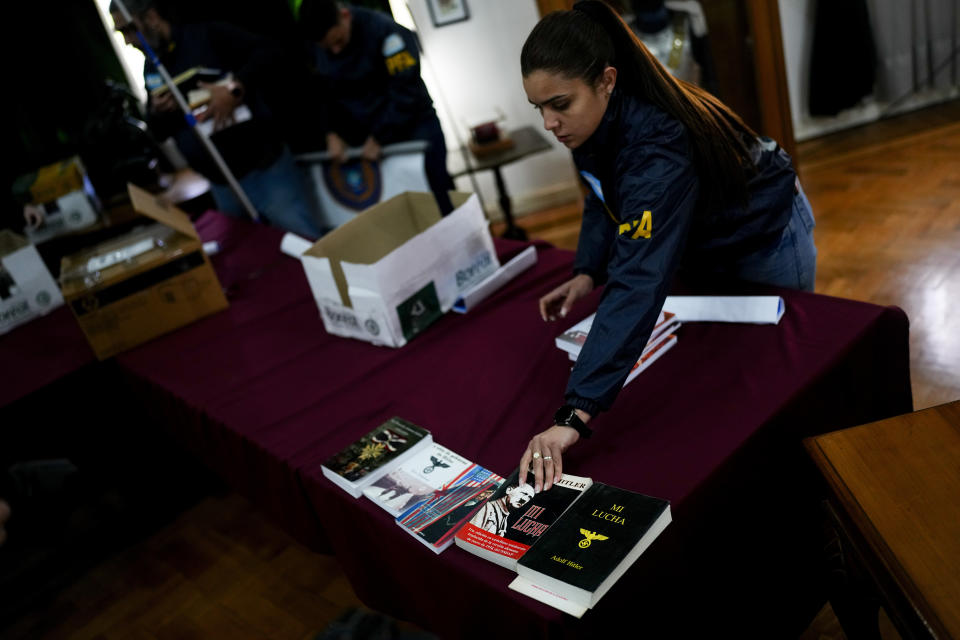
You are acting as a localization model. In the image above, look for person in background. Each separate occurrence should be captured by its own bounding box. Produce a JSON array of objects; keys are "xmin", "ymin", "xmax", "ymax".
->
[
  {"xmin": 110, "ymin": 0, "xmax": 325, "ymax": 238},
  {"xmin": 297, "ymin": 0, "xmax": 455, "ymax": 215},
  {"xmin": 517, "ymin": 1, "xmax": 816, "ymax": 492}
]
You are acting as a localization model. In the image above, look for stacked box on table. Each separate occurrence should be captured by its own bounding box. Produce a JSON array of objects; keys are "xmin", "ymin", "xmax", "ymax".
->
[{"xmin": 58, "ymin": 184, "xmax": 227, "ymax": 359}]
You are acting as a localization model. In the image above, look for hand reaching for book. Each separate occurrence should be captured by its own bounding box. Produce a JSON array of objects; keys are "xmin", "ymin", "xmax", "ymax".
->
[
  {"xmin": 197, "ymin": 82, "xmax": 243, "ymax": 130},
  {"xmin": 519, "ymin": 425, "xmax": 580, "ymax": 494},
  {"xmin": 539, "ymin": 273, "xmax": 594, "ymax": 321}
]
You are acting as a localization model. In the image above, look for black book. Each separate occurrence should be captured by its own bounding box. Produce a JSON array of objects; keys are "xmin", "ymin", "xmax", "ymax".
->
[
  {"xmin": 509, "ymin": 482, "xmax": 671, "ymax": 618},
  {"xmin": 454, "ymin": 468, "xmax": 592, "ymax": 570}
]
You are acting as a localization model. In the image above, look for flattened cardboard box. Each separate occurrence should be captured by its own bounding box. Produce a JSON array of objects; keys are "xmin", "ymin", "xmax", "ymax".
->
[
  {"xmin": 0, "ymin": 230, "xmax": 65, "ymax": 335},
  {"xmin": 59, "ymin": 184, "xmax": 227, "ymax": 359},
  {"xmin": 301, "ymin": 191, "xmax": 499, "ymax": 347}
]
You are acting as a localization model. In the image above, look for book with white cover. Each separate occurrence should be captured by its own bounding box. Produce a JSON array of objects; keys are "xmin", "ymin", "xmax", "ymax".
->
[
  {"xmin": 556, "ymin": 310, "xmax": 678, "ymax": 360},
  {"xmin": 623, "ymin": 333, "xmax": 677, "ymax": 386},
  {"xmin": 395, "ymin": 465, "xmax": 504, "ymax": 554},
  {"xmin": 362, "ymin": 443, "xmax": 472, "ymax": 517}
]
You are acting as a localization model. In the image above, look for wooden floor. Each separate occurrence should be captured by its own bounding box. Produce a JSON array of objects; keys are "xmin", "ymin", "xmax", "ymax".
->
[{"xmin": 5, "ymin": 100, "xmax": 960, "ymax": 640}]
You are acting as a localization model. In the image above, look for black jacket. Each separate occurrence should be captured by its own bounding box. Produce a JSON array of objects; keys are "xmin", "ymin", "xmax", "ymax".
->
[
  {"xmin": 313, "ymin": 7, "xmax": 437, "ymax": 144},
  {"xmin": 145, "ymin": 22, "xmax": 289, "ymax": 182},
  {"xmin": 565, "ymin": 91, "xmax": 796, "ymax": 416}
]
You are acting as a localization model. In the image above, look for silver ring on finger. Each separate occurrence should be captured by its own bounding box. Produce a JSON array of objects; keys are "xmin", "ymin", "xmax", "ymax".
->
[{"xmin": 542, "ymin": 456, "xmax": 553, "ymax": 461}]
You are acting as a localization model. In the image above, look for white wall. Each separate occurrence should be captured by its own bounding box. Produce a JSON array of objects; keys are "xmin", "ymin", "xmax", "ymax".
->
[
  {"xmin": 778, "ymin": 0, "xmax": 959, "ymax": 141},
  {"xmin": 94, "ymin": 0, "xmax": 147, "ymax": 105},
  {"xmin": 401, "ymin": 0, "xmax": 580, "ymax": 218}
]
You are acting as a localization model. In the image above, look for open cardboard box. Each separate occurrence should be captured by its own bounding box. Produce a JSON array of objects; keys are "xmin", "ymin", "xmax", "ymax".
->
[
  {"xmin": 301, "ymin": 191, "xmax": 499, "ymax": 347},
  {"xmin": 59, "ymin": 184, "xmax": 228, "ymax": 359}
]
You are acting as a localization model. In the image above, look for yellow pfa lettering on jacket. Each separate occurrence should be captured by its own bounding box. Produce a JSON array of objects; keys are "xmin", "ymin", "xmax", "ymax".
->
[
  {"xmin": 385, "ymin": 51, "xmax": 416, "ymax": 75},
  {"xmin": 618, "ymin": 210, "xmax": 652, "ymax": 239},
  {"xmin": 382, "ymin": 33, "xmax": 415, "ymax": 75}
]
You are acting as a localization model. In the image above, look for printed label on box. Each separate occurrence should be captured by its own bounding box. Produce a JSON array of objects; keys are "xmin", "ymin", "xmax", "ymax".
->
[
  {"xmin": 455, "ymin": 249, "xmax": 495, "ymax": 291},
  {"xmin": 396, "ymin": 282, "xmax": 441, "ymax": 342},
  {"xmin": 320, "ymin": 299, "xmax": 392, "ymax": 343}
]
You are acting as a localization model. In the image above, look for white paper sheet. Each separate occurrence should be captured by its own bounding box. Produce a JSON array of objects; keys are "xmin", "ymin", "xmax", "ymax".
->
[{"xmin": 663, "ymin": 295, "xmax": 785, "ymax": 324}]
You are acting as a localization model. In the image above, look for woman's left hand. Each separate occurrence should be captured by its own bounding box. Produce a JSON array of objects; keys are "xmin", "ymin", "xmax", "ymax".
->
[{"xmin": 519, "ymin": 425, "xmax": 580, "ymax": 493}]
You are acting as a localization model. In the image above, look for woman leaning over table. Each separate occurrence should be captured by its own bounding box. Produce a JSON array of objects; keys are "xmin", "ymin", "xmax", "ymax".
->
[{"xmin": 518, "ymin": 1, "xmax": 817, "ymax": 492}]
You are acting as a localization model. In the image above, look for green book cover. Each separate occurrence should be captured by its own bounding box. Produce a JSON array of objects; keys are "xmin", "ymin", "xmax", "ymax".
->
[{"xmin": 322, "ymin": 417, "xmax": 430, "ymax": 483}]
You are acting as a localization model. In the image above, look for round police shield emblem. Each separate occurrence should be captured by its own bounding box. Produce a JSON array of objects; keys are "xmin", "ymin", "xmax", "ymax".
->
[{"xmin": 322, "ymin": 159, "xmax": 383, "ymax": 211}]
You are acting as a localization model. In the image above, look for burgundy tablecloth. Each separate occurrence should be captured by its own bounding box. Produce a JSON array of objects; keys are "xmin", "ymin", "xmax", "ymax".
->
[
  {"xmin": 4, "ymin": 211, "xmax": 912, "ymax": 637},
  {"xmin": 105, "ymin": 212, "xmax": 911, "ymax": 637},
  {"xmin": 0, "ymin": 307, "xmax": 94, "ymax": 408}
]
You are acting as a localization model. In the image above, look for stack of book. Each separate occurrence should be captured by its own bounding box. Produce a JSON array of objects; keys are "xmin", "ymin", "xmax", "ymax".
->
[
  {"xmin": 555, "ymin": 309, "xmax": 681, "ymax": 386},
  {"xmin": 322, "ymin": 418, "xmax": 503, "ymax": 554},
  {"xmin": 322, "ymin": 418, "xmax": 671, "ymax": 618}
]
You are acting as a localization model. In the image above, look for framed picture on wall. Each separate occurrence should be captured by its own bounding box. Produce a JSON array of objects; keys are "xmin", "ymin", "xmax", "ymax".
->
[{"xmin": 426, "ymin": 0, "xmax": 469, "ymax": 27}]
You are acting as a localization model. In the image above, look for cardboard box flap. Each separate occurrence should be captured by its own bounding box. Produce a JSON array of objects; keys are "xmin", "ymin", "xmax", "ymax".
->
[
  {"xmin": 303, "ymin": 192, "xmax": 474, "ymax": 308},
  {"xmin": 0, "ymin": 230, "xmax": 30, "ymax": 257},
  {"xmin": 127, "ymin": 183, "xmax": 199, "ymax": 239}
]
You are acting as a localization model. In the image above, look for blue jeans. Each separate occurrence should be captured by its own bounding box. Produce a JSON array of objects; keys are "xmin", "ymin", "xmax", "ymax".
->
[
  {"xmin": 210, "ymin": 147, "xmax": 324, "ymax": 239},
  {"xmin": 409, "ymin": 117, "xmax": 455, "ymax": 216},
  {"xmin": 726, "ymin": 183, "xmax": 818, "ymax": 291}
]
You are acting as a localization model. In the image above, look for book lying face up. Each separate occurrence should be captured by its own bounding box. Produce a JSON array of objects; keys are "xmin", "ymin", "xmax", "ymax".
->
[
  {"xmin": 395, "ymin": 464, "xmax": 504, "ymax": 554},
  {"xmin": 321, "ymin": 417, "xmax": 432, "ymax": 498},
  {"xmin": 508, "ymin": 483, "xmax": 671, "ymax": 618},
  {"xmin": 454, "ymin": 468, "xmax": 592, "ymax": 570}
]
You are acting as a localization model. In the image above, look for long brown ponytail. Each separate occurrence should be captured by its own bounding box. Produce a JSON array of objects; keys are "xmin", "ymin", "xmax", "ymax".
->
[{"xmin": 521, "ymin": 0, "xmax": 759, "ymax": 209}]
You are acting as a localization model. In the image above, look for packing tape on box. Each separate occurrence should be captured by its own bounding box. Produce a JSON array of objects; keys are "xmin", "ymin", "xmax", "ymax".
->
[{"xmin": 280, "ymin": 233, "xmax": 313, "ymax": 259}]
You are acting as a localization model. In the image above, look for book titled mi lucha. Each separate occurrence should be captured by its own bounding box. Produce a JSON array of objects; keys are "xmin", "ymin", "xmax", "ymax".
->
[{"xmin": 509, "ymin": 483, "xmax": 671, "ymax": 618}]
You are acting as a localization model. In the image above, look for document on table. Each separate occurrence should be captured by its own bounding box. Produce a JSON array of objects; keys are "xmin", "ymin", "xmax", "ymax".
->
[
  {"xmin": 453, "ymin": 246, "xmax": 537, "ymax": 313},
  {"xmin": 663, "ymin": 295, "xmax": 785, "ymax": 324}
]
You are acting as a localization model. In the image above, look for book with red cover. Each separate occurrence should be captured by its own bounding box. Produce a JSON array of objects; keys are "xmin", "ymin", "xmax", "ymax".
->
[
  {"xmin": 556, "ymin": 309, "xmax": 679, "ymax": 361},
  {"xmin": 454, "ymin": 469, "xmax": 592, "ymax": 570}
]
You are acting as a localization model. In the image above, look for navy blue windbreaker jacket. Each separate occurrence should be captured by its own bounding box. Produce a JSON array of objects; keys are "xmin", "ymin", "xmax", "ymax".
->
[
  {"xmin": 565, "ymin": 90, "xmax": 796, "ymax": 416},
  {"xmin": 313, "ymin": 7, "xmax": 437, "ymax": 144},
  {"xmin": 144, "ymin": 23, "xmax": 291, "ymax": 182}
]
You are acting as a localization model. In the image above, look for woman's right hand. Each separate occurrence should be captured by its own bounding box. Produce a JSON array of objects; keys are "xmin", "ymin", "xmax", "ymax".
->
[{"xmin": 539, "ymin": 273, "xmax": 594, "ymax": 321}]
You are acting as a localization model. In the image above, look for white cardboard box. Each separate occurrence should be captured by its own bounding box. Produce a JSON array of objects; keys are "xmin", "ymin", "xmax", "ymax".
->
[
  {"xmin": 15, "ymin": 156, "xmax": 101, "ymax": 244},
  {"xmin": 0, "ymin": 230, "xmax": 64, "ymax": 335},
  {"xmin": 301, "ymin": 192, "xmax": 499, "ymax": 347}
]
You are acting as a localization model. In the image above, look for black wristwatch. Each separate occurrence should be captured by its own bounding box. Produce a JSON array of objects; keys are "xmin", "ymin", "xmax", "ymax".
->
[{"xmin": 554, "ymin": 405, "xmax": 592, "ymax": 439}]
